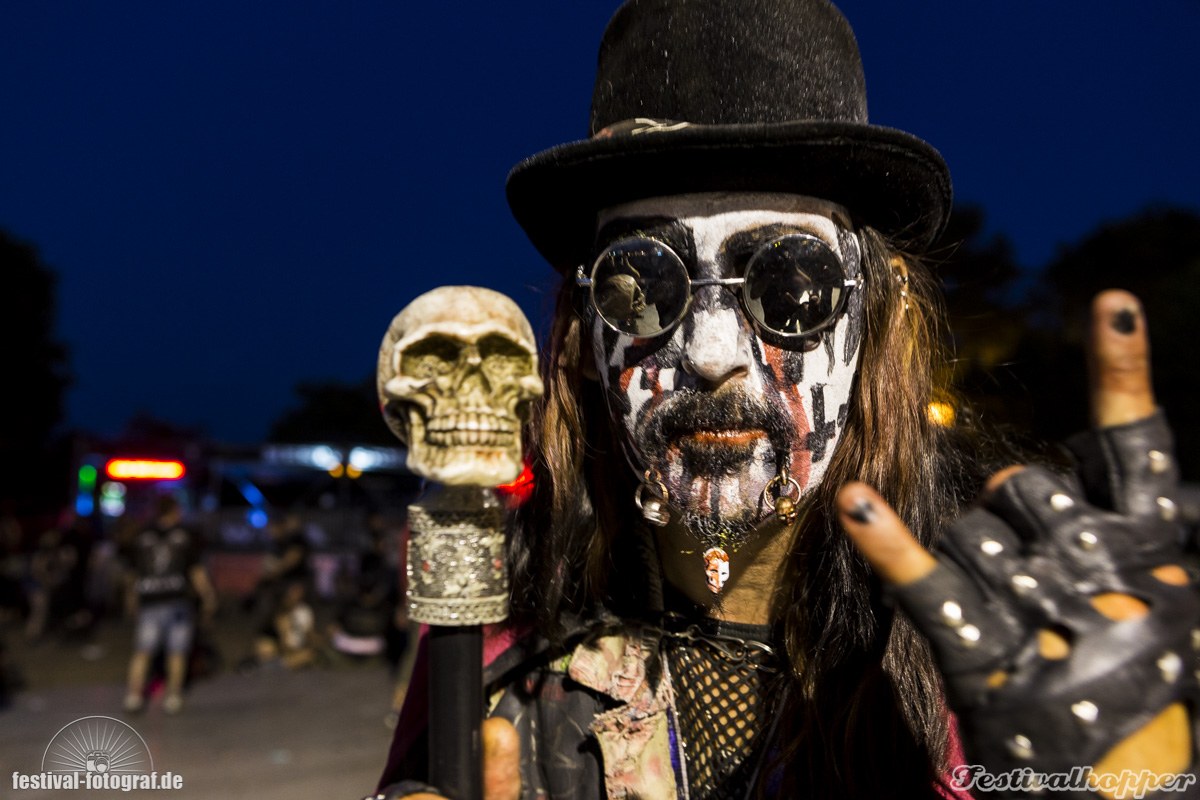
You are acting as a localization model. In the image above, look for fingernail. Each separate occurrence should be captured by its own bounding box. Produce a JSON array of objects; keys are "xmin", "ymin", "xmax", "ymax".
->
[
  {"xmin": 846, "ymin": 497, "xmax": 876, "ymax": 524},
  {"xmin": 1111, "ymin": 308, "xmax": 1137, "ymax": 335}
]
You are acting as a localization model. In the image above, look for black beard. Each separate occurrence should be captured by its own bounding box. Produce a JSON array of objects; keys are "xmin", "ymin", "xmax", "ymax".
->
[
  {"xmin": 637, "ymin": 387, "xmax": 794, "ymax": 476},
  {"xmin": 681, "ymin": 506, "xmax": 759, "ymax": 553}
]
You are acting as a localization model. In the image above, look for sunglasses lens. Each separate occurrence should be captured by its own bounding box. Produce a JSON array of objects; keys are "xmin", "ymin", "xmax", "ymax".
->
[
  {"xmin": 744, "ymin": 236, "xmax": 846, "ymax": 336},
  {"xmin": 590, "ymin": 239, "xmax": 689, "ymax": 336}
]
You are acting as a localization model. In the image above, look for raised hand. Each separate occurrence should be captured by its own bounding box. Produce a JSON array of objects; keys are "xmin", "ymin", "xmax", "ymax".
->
[{"xmin": 838, "ymin": 291, "xmax": 1199, "ymax": 797}]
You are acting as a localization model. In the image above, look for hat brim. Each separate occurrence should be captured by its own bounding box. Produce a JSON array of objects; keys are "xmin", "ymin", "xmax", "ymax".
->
[{"xmin": 506, "ymin": 120, "xmax": 951, "ymax": 271}]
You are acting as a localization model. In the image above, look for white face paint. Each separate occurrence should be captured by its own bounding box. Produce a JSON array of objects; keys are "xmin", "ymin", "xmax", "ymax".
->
[{"xmin": 590, "ymin": 193, "xmax": 866, "ymax": 546}]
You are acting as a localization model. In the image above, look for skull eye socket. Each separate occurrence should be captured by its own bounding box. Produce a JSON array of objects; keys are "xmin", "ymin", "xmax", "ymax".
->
[
  {"xmin": 400, "ymin": 335, "xmax": 462, "ymax": 379},
  {"xmin": 478, "ymin": 334, "xmax": 533, "ymax": 382}
]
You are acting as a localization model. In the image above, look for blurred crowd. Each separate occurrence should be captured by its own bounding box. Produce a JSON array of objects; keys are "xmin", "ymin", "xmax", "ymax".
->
[
  {"xmin": 0, "ymin": 503, "xmax": 412, "ymax": 719},
  {"xmin": 1, "ymin": 509, "xmax": 103, "ymax": 643}
]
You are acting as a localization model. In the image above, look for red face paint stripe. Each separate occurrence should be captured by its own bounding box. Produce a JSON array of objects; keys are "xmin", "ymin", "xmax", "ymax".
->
[{"xmin": 763, "ymin": 344, "xmax": 813, "ymax": 490}]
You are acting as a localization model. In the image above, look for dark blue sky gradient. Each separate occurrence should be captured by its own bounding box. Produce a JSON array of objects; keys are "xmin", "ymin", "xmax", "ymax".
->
[{"xmin": 2, "ymin": 2, "xmax": 1197, "ymax": 443}]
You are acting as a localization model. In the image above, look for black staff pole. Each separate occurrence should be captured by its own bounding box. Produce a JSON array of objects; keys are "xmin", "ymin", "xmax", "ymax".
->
[
  {"xmin": 405, "ymin": 486, "xmax": 508, "ymax": 800},
  {"xmin": 428, "ymin": 625, "xmax": 482, "ymax": 799}
]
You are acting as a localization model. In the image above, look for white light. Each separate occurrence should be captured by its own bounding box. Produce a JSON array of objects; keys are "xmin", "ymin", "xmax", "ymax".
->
[
  {"xmin": 101, "ymin": 481, "xmax": 127, "ymax": 499},
  {"xmin": 348, "ymin": 446, "xmax": 404, "ymax": 472},
  {"xmin": 262, "ymin": 444, "xmax": 404, "ymax": 472},
  {"xmin": 348, "ymin": 447, "xmax": 380, "ymax": 471},
  {"xmin": 310, "ymin": 445, "xmax": 341, "ymax": 471},
  {"xmin": 100, "ymin": 497, "xmax": 126, "ymax": 517},
  {"xmin": 263, "ymin": 444, "xmax": 343, "ymax": 470}
]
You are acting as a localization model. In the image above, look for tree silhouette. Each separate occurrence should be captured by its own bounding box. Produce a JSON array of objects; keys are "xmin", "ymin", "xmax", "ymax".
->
[
  {"xmin": 929, "ymin": 205, "xmax": 1043, "ymax": 440},
  {"xmin": 933, "ymin": 205, "xmax": 1200, "ymax": 480},
  {"xmin": 0, "ymin": 229, "xmax": 70, "ymax": 514},
  {"xmin": 1022, "ymin": 207, "xmax": 1200, "ymax": 478},
  {"xmin": 268, "ymin": 375, "xmax": 394, "ymax": 445},
  {"xmin": 115, "ymin": 412, "xmax": 207, "ymax": 455}
]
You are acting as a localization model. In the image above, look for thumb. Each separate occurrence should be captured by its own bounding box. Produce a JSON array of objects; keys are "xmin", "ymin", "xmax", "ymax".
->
[
  {"xmin": 837, "ymin": 481, "xmax": 937, "ymax": 586},
  {"xmin": 483, "ymin": 716, "xmax": 520, "ymax": 800}
]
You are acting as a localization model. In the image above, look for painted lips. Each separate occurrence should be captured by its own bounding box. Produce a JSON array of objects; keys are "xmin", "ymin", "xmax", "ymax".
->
[
  {"xmin": 638, "ymin": 388, "xmax": 795, "ymax": 477},
  {"xmin": 684, "ymin": 428, "xmax": 768, "ymax": 447}
]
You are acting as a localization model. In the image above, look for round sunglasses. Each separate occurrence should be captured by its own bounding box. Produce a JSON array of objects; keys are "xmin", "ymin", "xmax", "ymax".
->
[{"xmin": 576, "ymin": 232, "xmax": 860, "ymax": 339}]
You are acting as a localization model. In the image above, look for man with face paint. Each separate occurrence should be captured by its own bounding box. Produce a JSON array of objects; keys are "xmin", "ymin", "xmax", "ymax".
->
[
  {"xmin": 588, "ymin": 194, "xmax": 865, "ymax": 614},
  {"xmin": 376, "ymin": 1, "xmax": 1199, "ymax": 798}
]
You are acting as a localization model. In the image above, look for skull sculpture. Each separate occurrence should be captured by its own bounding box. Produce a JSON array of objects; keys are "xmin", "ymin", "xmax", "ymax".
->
[{"xmin": 377, "ymin": 286, "xmax": 543, "ymax": 486}]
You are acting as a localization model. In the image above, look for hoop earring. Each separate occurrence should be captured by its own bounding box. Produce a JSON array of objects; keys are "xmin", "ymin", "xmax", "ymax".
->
[
  {"xmin": 763, "ymin": 466, "xmax": 802, "ymax": 523},
  {"xmin": 634, "ymin": 469, "xmax": 671, "ymax": 527}
]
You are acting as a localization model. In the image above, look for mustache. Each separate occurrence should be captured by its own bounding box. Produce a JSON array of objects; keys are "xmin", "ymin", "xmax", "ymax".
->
[{"xmin": 638, "ymin": 387, "xmax": 794, "ymax": 463}]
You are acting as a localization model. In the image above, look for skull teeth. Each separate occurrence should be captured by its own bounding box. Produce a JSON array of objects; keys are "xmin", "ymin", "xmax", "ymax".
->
[
  {"xmin": 427, "ymin": 430, "xmax": 516, "ymax": 447},
  {"xmin": 425, "ymin": 412, "xmax": 516, "ymax": 447}
]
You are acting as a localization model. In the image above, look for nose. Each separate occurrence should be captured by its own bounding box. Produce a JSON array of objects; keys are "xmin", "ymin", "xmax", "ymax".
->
[
  {"xmin": 679, "ymin": 301, "xmax": 753, "ymax": 385},
  {"xmin": 454, "ymin": 344, "xmax": 488, "ymax": 392}
]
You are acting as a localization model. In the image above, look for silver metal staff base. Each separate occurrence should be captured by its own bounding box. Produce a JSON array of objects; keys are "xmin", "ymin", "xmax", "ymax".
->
[{"xmin": 406, "ymin": 486, "xmax": 508, "ymax": 626}]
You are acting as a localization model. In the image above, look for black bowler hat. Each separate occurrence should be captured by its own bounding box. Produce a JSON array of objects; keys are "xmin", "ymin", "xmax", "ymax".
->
[{"xmin": 506, "ymin": 0, "xmax": 952, "ymax": 272}]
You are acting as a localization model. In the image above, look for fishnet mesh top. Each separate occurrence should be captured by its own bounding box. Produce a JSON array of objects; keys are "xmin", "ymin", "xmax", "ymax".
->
[{"xmin": 660, "ymin": 618, "xmax": 784, "ymax": 800}]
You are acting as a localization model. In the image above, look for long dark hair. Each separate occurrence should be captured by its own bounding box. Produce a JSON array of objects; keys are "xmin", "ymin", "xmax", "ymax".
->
[{"xmin": 508, "ymin": 225, "xmax": 997, "ymax": 799}]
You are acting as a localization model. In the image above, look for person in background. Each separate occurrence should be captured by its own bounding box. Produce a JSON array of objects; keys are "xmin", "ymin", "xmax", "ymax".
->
[
  {"xmin": 255, "ymin": 511, "xmax": 311, "ymax": 613},
  {"xmin": 122, "ymin": 495, "xmax": 216, "ymax": 714},
  {"xmin": 254, "ymin": 578, "xmax": 319, "ymax": 670}
]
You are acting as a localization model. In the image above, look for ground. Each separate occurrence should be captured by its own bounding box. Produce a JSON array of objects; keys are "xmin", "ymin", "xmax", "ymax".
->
[{"xmin": 1, "ymin": 607, "xmax": 412, "ymax": 800}]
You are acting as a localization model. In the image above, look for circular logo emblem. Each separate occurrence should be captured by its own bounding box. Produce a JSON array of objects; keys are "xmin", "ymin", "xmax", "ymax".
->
[{"xmin": 42, "ymin": 716, "xmax": 153, "ymax": 774}]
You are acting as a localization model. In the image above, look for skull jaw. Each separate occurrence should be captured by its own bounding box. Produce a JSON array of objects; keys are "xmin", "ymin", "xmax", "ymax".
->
[
  {"xmin": 404, "ymin": 407, "xmax": 522, "ymax": 486},
  {"xmin": 408, "ymin": 443, "xmax": 522, "ymax": 486}
]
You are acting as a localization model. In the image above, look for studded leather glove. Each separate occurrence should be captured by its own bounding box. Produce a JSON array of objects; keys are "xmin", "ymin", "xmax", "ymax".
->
[{"xmin": 893, "ymin": 412, "xmax": 1200, "ymax": 798}]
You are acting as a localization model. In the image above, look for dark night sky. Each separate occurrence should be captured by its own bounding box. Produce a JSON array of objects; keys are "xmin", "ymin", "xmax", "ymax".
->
[{"xmin": 2, "ymin": 2, "xmax": 1197, "ymax": 444}]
